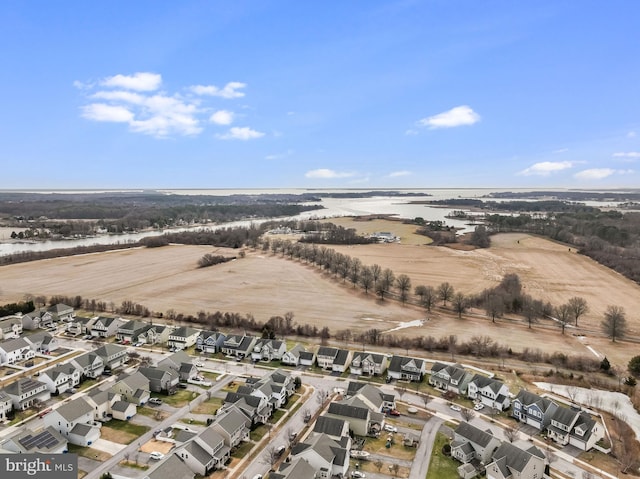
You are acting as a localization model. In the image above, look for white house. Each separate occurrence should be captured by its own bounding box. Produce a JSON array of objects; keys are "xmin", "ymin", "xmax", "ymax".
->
[
  {"xmin": 467, "ymin": 374, "xmax": 511, "ymax": 411},
  {"xmin": 40, "ymin": 364, "xmax": 81, "ymax": 394},
  {"xmin": 0, "ymin": 390, "xmax": 13, "ymax": 422},
  {"xmin": 0, "ymin": 315, "xmax": 23, "ymax": 340},
  {"xmin": 0, "ymin": 337, "xmax": 35, "ymax": 365},
  {"xmin": 168, "ymin": 326, "xmax": 200, "ymax": 351},
  {"xmin": 2, "ymin": 378, "xmax": 51, "ymax": 410},
  {"xmin": 44, "ymin": 397, "xmax": 101, "ymax": 446}
]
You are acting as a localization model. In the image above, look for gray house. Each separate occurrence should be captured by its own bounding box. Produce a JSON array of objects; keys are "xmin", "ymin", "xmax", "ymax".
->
[
  {"xmin": 139, "ymin": 366, "xmax": 180, "ymax": 393},
  {"xmin": 196, "ymin": 331, "xmax": 226, "ymax": 354}
]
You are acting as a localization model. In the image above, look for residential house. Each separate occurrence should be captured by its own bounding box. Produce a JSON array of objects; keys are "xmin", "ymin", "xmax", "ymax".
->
[
  {"xmin": 312, "ymin": 416, "xmax": 350, "ymax": 442},
  {"xmin": 388, "ymin": 355, "xmax": 426, "ymax": 382},
  {"xmin": 210, "ymin": 407, "xmax": 250, "ymax": 449},
  {"xmin": 220, "ymin": 392, "xmax": 272, "ymax": 426},
  {"xmin": 90, "ymin": 316, "xmax": 124, "ymax": 338},
  {"xmin": 175, "ymin": 427, "xmax": 230, "ymax": 475},
  {"xmin": 138, "ymin": 324, "xmax": 172, "ymax": 345},
  {"xmin": 25, "ymin": 331, "xmax": 59, "ymax": 353},
  {"xmin": 290, "ymin": 433, "xmax": 350, "ymax": 479},
  {"xmin": 349, "ymin": 352, "xmax": 388, "ymax": 377},
  {"xmin": 69, "ymin": 352, "xmax": 104, "ymax": 379},
  {"xmin": 485, "ymin": 442, "xmax": 547, "ymax": 479},
  {"xmin": 0, "ymin": 390, "xmax": 12, "ymax": 422},
  {"xmin": 547, "ymin": 407, "xmax": 603, "ymax": 451},
  {"xmin": 159, "ymin": 351, "xmax": 198, "ymax": 381},
  {"xmin": 270, "ymin": 458, "xmax": 317, "ymax": 479},
  {"xmin": 332, "ymin": 349, "xmax": 351, "ymax": 373},
  {"xmin": 43, "ymin": 397, "xmax": 101, "ymax": 446},
  {"xmin": 47, "ymin": 303, "xmax": 75, "ymax": 322},
  {"xmin": 138, "ymin": 367, "xmax": 179, "ymax": 395},
  {"xmin": 512, "ymin": 390, "xmax": 558, "ymax": 431},
  {"xmin": 324, "ymin": 402, "xmax": 379, "ymax": 437},
  {"xmin": 467, "ymin": 374, "xmax": 511, "ymax": 411},
  {"xmin": 111, "ymin": 400, "xmax": 137, "ymax": 421},
  {"xmin": 243, "ymin": 369, "xmax": 295, "ymax": 409},
  {"xmin": 85, "ymin": 389, "xmax": 123, "ymax": 420},
  {"xmin": 65, "ymin": 316, "xmax": 96, "ymax": 336},
  {"xmin": 0, "ymin": 315, "xmax": 23, "ymax": 340},
  {"xmin": 94, "ymin": 343, "xmax": 128, "ymax": 371},
  {"xmin": 168, "ymin": 326, "xmax": 200, "ymax": 351},
  {"xmin": 40, "ymin": 363, "xmax": 81, "ymax": 394},
  {"xmin": 111, "ymin": 371, "xmax": 152, "ymax": 404},
  {"xmin": 451, "ymin": 422, "xmax": 501, "ymax": 465},
  {"xmin": 316, "ymin": 347, "xmax": 339, "ymax": 370},
  {"xmin": 345, "ymin": 382, "xmax": 396, "ymax": 413},
  {"xmin": 21, "ymin": 309, "xmax": 55, "ymax": 330},
  {"xmin": 147, "ymin": 454, "xmax": 195, "ymax": 479},
  {"xmin": 0, "ymin": 337, "xmax": 35, "ymax": 365},
  {"xmin": 299, "ymin": 350, "xmax": 316, "ymax": 367},
  {"xmin": 429, "ymin": 362, "xmax": 473, "ymax": 394},
  {"xmin": 220, "ymin": 334, "xmax": 257, "ymax": 359},
  {"xmin": 251, "ymin": 339, "xmax": 286, "ymax": 362},
  {"xmin": 0, "ymin": 426, "xmax": 68, "ymax": 454},
  {"xmin": 196, "ymin": 330, "xmax": 226, "ymax": 354},
  {"xmin": 281, "ymin": 344, "xmax": 306, "ymax": 366},
  {"xmin": 116, "ymin": 319, "xmax": 150, "ymax": 344}
]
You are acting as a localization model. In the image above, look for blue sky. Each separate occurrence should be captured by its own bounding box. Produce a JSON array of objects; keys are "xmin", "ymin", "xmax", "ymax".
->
[{"xmin": 1, "ymin": 1, "xmax": 639, "ymax": 189}]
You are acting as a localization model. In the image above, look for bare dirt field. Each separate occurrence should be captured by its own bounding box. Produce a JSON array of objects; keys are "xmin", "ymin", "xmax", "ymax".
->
[{"xmin": 1, "ymin": 225, "xmax": 638, "ymax": 368}]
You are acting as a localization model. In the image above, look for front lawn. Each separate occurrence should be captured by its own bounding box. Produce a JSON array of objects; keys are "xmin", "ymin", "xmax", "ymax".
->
[
  {"xmin": 154, "ymin": 389, "xmax": 199, "ymax": 407},
  {"xmin": 191, "ymin": 397, "xmax": 223, "ymax": 414},
  {"xmin": 230, "ymin": 441, "xmax": 253, "ymax": 459},
  {"xmin": 67, "ymin": 444, "xmax": 112, "ymax": 461},
  {"xmin": 100, "ymin": 420, "xmax": 150, "ymax": 444},
  {"xmin": 426, "ymin": 433, "xmax": 459, "ymax": 479}
]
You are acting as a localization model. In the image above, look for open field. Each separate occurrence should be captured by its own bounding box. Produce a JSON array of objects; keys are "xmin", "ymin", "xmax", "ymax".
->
[{"xmin": 1, "ymin": 224, "xmax": 639, "ymax": 368}]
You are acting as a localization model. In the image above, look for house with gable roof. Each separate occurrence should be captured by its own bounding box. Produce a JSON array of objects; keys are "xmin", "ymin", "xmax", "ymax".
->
[
  {"xmin": 94, "ymin": 343, "xmax": 128, "ymax": 370},
  {"xmin": 316, "ymin": 347, "xmax": 339, "ymax": 370},
  {"xmin": 220, "ymin": 334, "xmax": 257, "ymax": 359},
  {"xmin": 21, "ymin": 309, "xmax": 55, "ymax": 330},
  {"xmin": 299, "ymin": 349, "xmax": 316, "ymax": 367},
  {"xmin": 467, "ymin": 374, "xmax": 511, "ymax": 411},
  {"xmin": 47, "ymin": 303, "xmax": 75, "ymax": 322},
  {"xmin": 312, "ymin": 416, "xmax": 350, "ymax": 442},
  {"xmin": 116, "ymin": 319, "xmax": 150, "ymax": 344},
  {"xmin": 243, "ymin": 368, "xmax": 295, "ymax": 409},
  {"xmin": 0, "ymin": 315, "xmax": 23, "ymax": 340},
  {"xmin": 281, "ymin": 343, "xmax": 306, "ymax": 366},
  {"xmin": 485, "ymin": 442, "xmax": 547, "ymax": 479},
  {"xmin": 512, "ymin": 390, "xmax": 558, "ymax": 431},
  {"xmin": 138, "ymin": 324, "xmax": 172, "ymax": 345},
  {"xmin": 0, "ymin": 425, "xmax": 68, "ymax": 454},
  {"xmin": 220, "ymin": 392, "xmax": 272, "ymax": 426},
  {"xmin": 196, "ymin": 330, "xmax": 226, "ymax": 354},
  {"xmin": 2, "ymin": 378, "xmax": 50, "ymax": 410},
  {"xmin": 0, "ymin": 337, "xmax": 35, "ymax": 365},
  {"xmin": 40, "ymin": 363, "xmax": 81, "ymax": 394},
  {"xmin": 90, "ymin": 316, "xmax": 124, "ymax": 338},
  {"xmin": 43, "ymin": 397, "xmax": 101, "ymax": 446},
  {"xmin": 147, "ymin": 454, "xmax": 195, "ymax": 479},
  {"xmin": 290, "ymin": 433, "xmax": 350, "ymax": 479},
  {"xmin": 69, "ymin": 351, "xmax": 104, "ymax": 379},
  {"xmin": 210, "ymin": 407, "xmax": 250, "ymax": 449},
  {"xmin": 388, "ymin": 355, "xmax": 426, "ymax": 382},
  {"xmin": 429, "ymin": 362, "xmax": 473, "ymax": 393},
  {"xmin": 25, "ymin": 330, "xmax": 59, "ymax": 354},
  {"xmin": 85, "ymin": 388, "xmax": 123, "ymax": 420},
  {"xmin": 158, "ymin": 350, "xmax": 198, "ymax": 381},
  {"xmin": 270, "ymin": 457, "xmax": 317, "ymax": 479},
  {"xmin": 546, "ymin": 406, "xmax": 603, "ymax": 451},
  {"xmin": 324, "ymin": 401, "xmax": 379, "ymax": 437},
  {"xmin": 0, "ymin": 390, "xmax": 13, "ymax": 422},
  {"xmin": 345, "ymin": 381, "xmax": 396, "ymax": 412},
  {"xmin": 66, "ymin": 316, "xmax": 97, "ymax": 336},
  {"xmin": 111, "ymin": 371, "xmax": 151, "ymax": 404},
  {"xmin": 168, "ymin": 326, "xmax": 200, "ymax": 351},
  {"xmin": 251, "ymin": 338, "xmax": 286, "ymax": 362},
  {"xmin": 350, "ymin": 351, "xmax": 388, "ymax": 377},
  {"xmin": 174, "ymin": 427, "xmax": 230, "ymax": 475},
  {"xmin": 138, "ymin": 366, "xmax": 180, "ymax": 394},
  {"xmin": 451, "ymin": 422, "xmax": 501, "ymax": 465}
]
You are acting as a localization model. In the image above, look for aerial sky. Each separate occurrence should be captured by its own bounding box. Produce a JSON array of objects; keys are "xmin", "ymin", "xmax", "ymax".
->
[{"xmin": 1, "ymin": 1, "xmax": 639, "ymax": 189}]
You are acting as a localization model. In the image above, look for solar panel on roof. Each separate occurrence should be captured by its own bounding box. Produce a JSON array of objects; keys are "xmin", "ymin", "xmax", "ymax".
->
[{"xmin": 17, "ymin": 430, "xmax": 59, "ymax": 451}]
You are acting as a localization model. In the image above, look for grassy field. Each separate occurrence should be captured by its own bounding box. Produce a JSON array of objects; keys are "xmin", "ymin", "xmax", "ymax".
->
[
  {"xmin": 68, "ymin": 444, "xmax": 112, "ymax": 461},
  {"xmin": 154, "ymin": 389, "xmax": 199, "ymax": 407},
  {"xmin": 191, "ymin": 397, "xmax": 223, "ymax": 415},
  {"xmin": 426, "ymin": 433, "xmax": 460, "ymax": 479},
  {"xmin": 100, "ymin": 420, "xmax": 150, "ymax": 444}
]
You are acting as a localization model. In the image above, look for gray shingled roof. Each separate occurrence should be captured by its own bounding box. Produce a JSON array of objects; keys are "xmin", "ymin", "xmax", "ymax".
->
[
  {"xmin": 454, "ymin": 422, "xmax": 495, "ymax": 448},
  {"xmin": 313, "ymin": 416, "xmax": 347, "ymax": 437},
  {"xmin": 148, "ymin": 454, "xmax": 194, "ymax": 479},
  {"xmin": 0, "ymin": 337, "xmax": 31, "ymax": 353},
  {"xmin": 514, "ymin": 389, "xmax": 556, "ymax": 413},
  {"xmin": 55, "ymin": 397, "xmax": 94, "ymax": 422},
  {"xmin": 469, "ymin": 374, "xmax": 504, "ymax": 393},
  {"xmin": 490, "ymin": 442, "xmax": 541, "ymax": 473},
  {"xmin": 327, "ymin": 402, "xmax": 369, "ymax": 420}
]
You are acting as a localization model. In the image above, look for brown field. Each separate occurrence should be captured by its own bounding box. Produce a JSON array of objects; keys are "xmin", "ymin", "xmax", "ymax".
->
[{"xmin": 1, "ymin": 223, "xmax": 639, "ymax": 368}]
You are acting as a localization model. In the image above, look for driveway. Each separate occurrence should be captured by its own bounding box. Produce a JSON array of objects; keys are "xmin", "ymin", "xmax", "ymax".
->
[{"xmin": 92, "ymin": 438, "xmax": 127, "ymax": 455}]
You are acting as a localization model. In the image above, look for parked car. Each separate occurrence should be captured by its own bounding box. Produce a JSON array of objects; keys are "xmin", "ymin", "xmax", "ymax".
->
[
  {"xmin": 473, "ymin": 403, "xmax": 484, "ymax": 411},
  {"xmin": 149, "ymin": 452, "xmax": 165, "ymax": 460},
  {"xmin": 149, "ymin": 398, "xmax": 163, "ymax": 405},
  {"xmin": 449, "ymin": 404, "xmax": 462, "ymax": 412},
  {"xmin": 134, "ymin": 342, "xmax": 143, "ymax": 347},
  {"xmin": 351, "ymin": 472, "xmax": 366, "ymax": 478},
  {"xmin": 383, "ymin": 424, "xmax": 398, "ymax": 433},
  {"xmin": 386, "ymin": 409, "xmax": 400, "ymax": 416},
  {"xmin": 177, "ymin": 383, "xmax": 188, "ymax": 389}
]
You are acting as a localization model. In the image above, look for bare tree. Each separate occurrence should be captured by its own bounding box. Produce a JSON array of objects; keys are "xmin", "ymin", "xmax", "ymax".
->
[
  {"xmin": 395, "ymin": 385, "xmax": 407, "ymax": 402},
  {"xmin": 316, "ymin": 389, "xmax": 329, "ymax": 405},
  {"xmin": 555, "ymin": 303, "xmax": 572, "ymax": 334},
  {"xmin": 601, "ymin": 305, "xmax": 627, "ymax": 342},
  {"xmin": 396, "ymin": 274, "xmax": 411, "ymax": 304},
  {"xmin": 422, "ymin": 393, "xmax": 431, "ymax": 409},
  {"xmin": 390, "ymin": 463, "xmax": 400, "ymax": 477},
  {"xmin": 568, "ymin": 296, "xmax": 589, "ymax": 326},
  {"xmin": 460, "ymin": 408, "xmax": 475, "ymax": 422},
  {"xmin": 371, "ymin": 264, "xmax": 382, "ymax": 287},
  {"xmin": 485, "ymin": 292, "xmax": 505, "ymax": 323},
  {"xmin": 261, "ymin": 445, "xmax": 280, "ymax": 468},
  {"xmin": 360, "ymin": 266, "xmax": 373, "ymax": 294},
  {"xmin": 374, "ymin": 459, "xmax": 383, "ymax": 472},
  {"xmin": 438, "ymin": 282, "xmax": 454, "ymax": 306},
  {"xmin": 452, "ymin": 292, "xmax": 469, "ymax": 319},
  {"xmin": 566, "ymin": 386, "xmax": 579, "ymax": 405},
  {"xmin": 504, "ymin": 425, "xmax": 519, "ymax": 443}
]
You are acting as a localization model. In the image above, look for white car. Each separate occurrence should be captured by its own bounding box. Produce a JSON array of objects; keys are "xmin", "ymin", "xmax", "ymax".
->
[
  {"xmin": 449, "ymin": 404, "xmax": 462, "ymax": 412},
  {"xmin": 473, "ymin": 403, "xmax": 484, "ymax": 411},
  {"xmin": 383, "ymin": 424, "xmax": 398, "ymax": 433},
  {"xmin": 351, "ymin": 472, "xmax": 366, "ymax": 478},
  {"xmin": 149, "ymin": 451, "xmax": 164, "ymax": 460}
]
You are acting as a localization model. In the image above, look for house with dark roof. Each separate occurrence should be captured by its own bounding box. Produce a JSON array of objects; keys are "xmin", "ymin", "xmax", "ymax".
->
[
  {"xmin": 0, "ymin": 315, "xmax": 23, "ymax": 340},
  {"xmin": 111, "ymin": 371, "xmax": 152, "ymax": 404},
  {"xmin": 43, "ymin": 397, "xmax": 101, "ymax": 446},
  {"xmin": 251, "ymin": 338, "xmax": 286, "ymax": 362},
  {"xmin": 90, "ymin": 316, "xmax": 124, "ymax": 338},
  {"xmin": 138, "ymin": 324, "xmax": 172, "ymax": 345},
  {"xmin": 196, "ymin": 330, "xmax": 226, "ymax": 354},
  {"xmin": 158, "ymin": 350, "xmax": 198, "ymax": 381},
  {"xmin": 388, "ymin": 355, "xmax": 426, "ymax": 382},
  {"xmin": 69, "ymin": 351, "xmax": 104, "ymax": 379},
  {"xmin": 174, "ymin": 427, "xmax": 230, "ymax": 475},
  {"xmin": 299, "ymin": 349, "xmax": 316, "ymax": 367},
  {"xmin": 147, "ymin": 454, "xmax": 195, "ymax": 479},
  {"xmin": 168, "ymin": 326, "xmax": 200, "ymax": 351},
  {"xmin": 0, "ymin": 426, "xmax": 68, "ymax": 454},
  {"xmin": 350, "ymin": 351, "xmax": 388, "ymax": 377},
  {"xmin": 451, "ymin": 422, "xmax": 501, "ymax": 466},
  {"xmin": 429, "ymin": 362, "xmax": 472, "ymax": 393},
  {"xmin": 220, "ymin": 392, "xmax": 272, "ymax": 426},
  {"xmin": 210, "ymin": 407, "xmax": 250, "ymax": 448},
  {"xmin": 316, "ymin": 347, "xmax": 339, "ymax": 370},
  {"xmin": 137, "ymin": 367, "xmax": 178, "ymax": 395},
  {"xmin": 65, "ymin": 316, "xmax": 96, "ymax": 336},
  {"xmin": 290, "ymin": 433, "xmax": 350, "ymax": 478},
  {"xmin": 94, "ymin": 343, "xmax": 128, "ymax": 370},
  {"xmin": 512, "ymin": 390, "xmax": 558, "ymax": 431},
  {"xmin": 467, "ymin": 374, "xmax": 511, "ymax": 411},
  {"xmin": 220, "ymin": 334, "xmax": 257, "ymax": 359},
  {"xmin": 312, "ymin": 415, "xmax": 350, "ymax": 441},
  {"xmin": 485, "ymin": 442, "xmax": 547, "ymax": 479},
  {"xmin": 324, "ymin": 401, "xmax": 379, "ymax": 437},
  {"xmin": 116, "ymin": 319, "xmax": 150, "ymax": 344},
  {"xmin": 269, "ymin": 457, "xmax": 317, "ymax": 479},
  {"xmin": 40, "ymin": 363, "xmax": 81, "ymax": 394},
  {"xmin": 243, "ymin": 369, "xmax": 295, "ymax": 409},
  {"xmin": 111, "ymin": 400, "xmax": 137, "ymax": 421},
  {"xmin": 2, "ymin": 377, "xmax": 51, "ymax": 410},
  {"xmin": 85, "ymin": 388, "xmax": 123, "ymax": 420},
  {"xmin": 281, "ymin": 343, "xmax": 306, "ymax": 366},
  {"xmin": 345, "ymin": 381, "xmax": 396, "ymax": 412},
  {"xmin": 0, "ymin": 337, "xmax": 35, "ymax": 365},
  {"xmin": 547, "ymin": 406, "xmax": 603, "ymax": 451}
]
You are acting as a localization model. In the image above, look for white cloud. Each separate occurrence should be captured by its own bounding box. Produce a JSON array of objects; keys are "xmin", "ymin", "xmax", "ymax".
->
[
  {"xmin": 191, "ymin": 81, "xmax": 246, "ymax": 99},
  {"xmin": 519, "ymin": 161, "xmax": 573, "ymax": 176},
  {"xmin": 613, "ymin": 152, "xmax": 640, "ymax": 158},
  {"xmin": 574, "ymin": 168, "xmax": 616, "ymax": 180},
  {"xmin": 101, "ymin": 72, "xmax": 162, "ymax": 91},
  {"xmin": 209, "ymin": 110, "xmax": 234, "ymax": 125},
  {"xmin": 81, "ymin": 103, "xmax": 134, "ymax": 123},
  {"xmin": 305, "ymin": 169, "xmax": 355, "ymax": 179},
  {"xmin": 92, "ymin": 90, "xmax": 146, "ymax": 104},
  {"xmin": 216, "ymin": 127, "xmax": 264, "ymax": 140},
  {"xmin": 627, "ymin": 131, "xmax": 637, "ymax": 138},
  {"xmin": 418, "ymin": 105, "xmax": 480, "ymax": 129},
  {"xmin": 388, "ymin": 170, "xmax": 412, "ymax": 177}
]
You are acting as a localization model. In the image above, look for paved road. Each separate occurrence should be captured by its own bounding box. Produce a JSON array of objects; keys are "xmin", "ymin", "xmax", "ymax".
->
[{"xmin": 409, "ymin": 416, "xmax": 443, "ymax": 479}]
